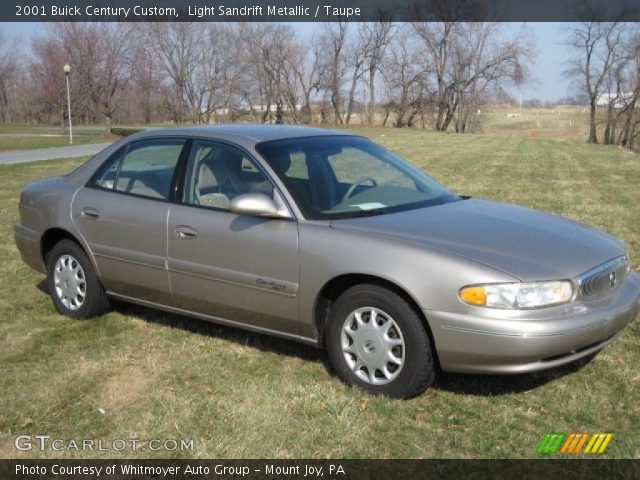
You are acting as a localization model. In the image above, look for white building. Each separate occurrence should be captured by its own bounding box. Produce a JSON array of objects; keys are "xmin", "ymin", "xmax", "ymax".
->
[{"xmin": 596, "ymin": 92, "xmax": 634, "ymax": 108}]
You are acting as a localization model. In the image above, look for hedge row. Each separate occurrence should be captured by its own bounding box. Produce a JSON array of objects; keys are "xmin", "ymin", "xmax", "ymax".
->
[{"xmin": 110, "ymin": 127, "xmax": 145, "ymax": 136}]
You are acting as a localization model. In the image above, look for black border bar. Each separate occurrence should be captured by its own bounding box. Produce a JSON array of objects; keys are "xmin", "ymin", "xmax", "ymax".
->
[
  {"xmin": 2, "ymin": 459, "xmax": 640, "ymax": 480},
  {"xmin": 5, "ymin": 0, "xmax": 640, "ymax": 22}
]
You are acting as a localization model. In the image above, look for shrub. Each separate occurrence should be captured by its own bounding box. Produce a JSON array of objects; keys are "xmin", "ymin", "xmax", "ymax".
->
[{"xmin": 110, "ymin": 127, "xmax": 144, "ymax": 137}]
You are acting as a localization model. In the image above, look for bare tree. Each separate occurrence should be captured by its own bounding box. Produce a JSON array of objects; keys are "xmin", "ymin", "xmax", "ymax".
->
[
  {"xmin": 145, "ymin": 22, "xmax": 204, "ymax": 123},
  {"xmin": 411, "ymin": 22, "xmax": 457, "ymax": 131},
  {"xmin": 344, "ymin": 33, "xmax": 367, "ymax": 125},
  {"xmin": 564, "ymin": 1, "xmax": 628, "ymax": 143},
  {"xmin": 128, "ymin": 29, "xmax": 167, "ymax": 125},
  {"xmin": 616, "ymin": 33, "xmax": 640, "ymax": 149},
  {"xmin": 288, "ymin": 37, "xmax": 321, "ymax": 124},
  {"xmin": 412, "ymin": 21, "xmax": 529, "ymax": 132},
  {"xmin": 240, "ymin": 24, "xmax": 303, "ymax": 124},
  {"xmin": 360, "ymin": 21, "xmax": 395, "ymax": 125},
  {"xmin": 30, "ymin": 33, "xmax": 68, "ymax": 128},
  {"xmin": 318, "ymin": 22, "xmax": 350, "ymax": 124},
  {"xmin": 451, "ymin": 23, "xmax": 530, "ymax": 133},
  {"xmin": 383, "ymin": 27, "xmax": 429, "ymax": 128},
  {"xmin": 41, "ymin": 23, "xmax": 133, "ymax": 131},
  {"xmin": 0, "ymin": 31, "xmax": 21, "ymax": 123}
]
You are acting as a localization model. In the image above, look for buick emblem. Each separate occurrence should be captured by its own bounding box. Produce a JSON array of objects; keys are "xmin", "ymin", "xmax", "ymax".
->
[{"xmin": 609, "ymin": 271, "xmax": 616, "ymax": 287}]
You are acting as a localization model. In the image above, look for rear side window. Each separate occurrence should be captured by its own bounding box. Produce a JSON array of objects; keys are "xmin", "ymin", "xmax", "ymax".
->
[{"xmin": 91, "ymin": 139, "xmax": 186, "ymax": 200}]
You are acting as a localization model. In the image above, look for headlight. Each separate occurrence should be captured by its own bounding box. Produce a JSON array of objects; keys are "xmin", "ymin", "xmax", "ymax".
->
[{"xmin": 459, "ymin": 281, "xmax": 574, "ymax": 309}]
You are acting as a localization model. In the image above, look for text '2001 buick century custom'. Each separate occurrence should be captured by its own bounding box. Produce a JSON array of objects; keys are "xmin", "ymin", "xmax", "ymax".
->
[{"xmin": 14, "ymin": 125, "xmax": 640, "ymax": 398}]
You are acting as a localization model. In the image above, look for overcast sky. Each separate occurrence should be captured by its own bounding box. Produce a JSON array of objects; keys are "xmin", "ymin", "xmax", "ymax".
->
[{"xmin": 0, "ymin": 22, "xmax": 574, "ymax": 102}]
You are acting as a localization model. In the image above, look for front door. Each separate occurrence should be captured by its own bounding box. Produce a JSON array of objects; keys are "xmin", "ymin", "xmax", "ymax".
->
[{"xmin": 167, "ymin": 140, "xmax": 300, "ymax": 335}]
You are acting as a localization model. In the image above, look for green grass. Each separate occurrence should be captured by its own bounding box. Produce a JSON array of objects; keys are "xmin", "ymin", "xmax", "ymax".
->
[
  {"xmin": 0, "ymin": 134, "xmax": 115, "ymax": 152},
  {"xmin": 0, "ymin": 129, "xmax": 639, "ymax": 459},
  {"xmin": 0, "ymin": 124, "xmax": 109, "ymax": 135}
]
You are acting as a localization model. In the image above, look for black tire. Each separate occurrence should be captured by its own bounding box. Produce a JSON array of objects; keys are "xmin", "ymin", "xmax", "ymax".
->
[
  {"xmin": 46, "ymin": 239, "xmax": 111, "ymax": 319},
  {"xmin": 326, "ymin": 284, "xmax": 435, "ymax": 399}
]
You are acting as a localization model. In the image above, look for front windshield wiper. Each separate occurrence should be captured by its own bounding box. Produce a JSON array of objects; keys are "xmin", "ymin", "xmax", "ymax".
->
[{"xmin": 329, "ymin": 209, "xmax": 388, "ymax": 219}]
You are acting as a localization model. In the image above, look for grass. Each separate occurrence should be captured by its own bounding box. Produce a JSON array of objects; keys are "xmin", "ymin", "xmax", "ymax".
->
[
  {"xmin": 0, "ymin": 127, "xmax": 639, "ymax": 459},
  {"xmin": 0, "ymin": 124, "xmax": 109, "ymax": 135},
  {"xmin": 0, "ymin": 134, "xmax": 115, "ymax": 152},
  {"xmin": 473, "ymin": 105, "xmax": 594, "ymax": 142}
]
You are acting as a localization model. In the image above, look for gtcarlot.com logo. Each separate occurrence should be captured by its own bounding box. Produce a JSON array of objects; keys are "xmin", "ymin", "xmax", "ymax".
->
[{"xmin": 537, "ymin": 433, "xmax": 613, "ymax": 455}]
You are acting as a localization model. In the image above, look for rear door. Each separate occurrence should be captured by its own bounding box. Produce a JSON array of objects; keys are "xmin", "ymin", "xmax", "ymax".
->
[
  {"xmin": 72, "ymin": 138, "xmax": 187, "ymax": 304},
  {"xmin": 167, "ymin": 139, "xmax": 300, "ymax": 335}
]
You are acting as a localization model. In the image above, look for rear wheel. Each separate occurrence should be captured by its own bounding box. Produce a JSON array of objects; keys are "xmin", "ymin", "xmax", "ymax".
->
[
  {"xmin": 46, "ymin": 239, "xmax": 111, "ymax": 319},
  {"xmin": 326, "ymin": 284, "xmax": 435, "ymax": 398}
]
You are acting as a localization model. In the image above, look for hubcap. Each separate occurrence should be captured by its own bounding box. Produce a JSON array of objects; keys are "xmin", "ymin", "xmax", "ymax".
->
[
  {"xmin": 341, "ymin": 307, "xmax": 405, "ymax": 385},
  {"xmin": 53, "ymin": 255, "xmax": 86, "ymax": 311}
]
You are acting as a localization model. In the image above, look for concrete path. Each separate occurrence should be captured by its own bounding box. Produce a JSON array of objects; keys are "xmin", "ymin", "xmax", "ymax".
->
[
  {"xmin": 0, "ymin": 133, "xmax": 95, "ymax": 137},
  {"xmin": 0, "ymin": 142, "xmax": 113, "ymax": 166}
]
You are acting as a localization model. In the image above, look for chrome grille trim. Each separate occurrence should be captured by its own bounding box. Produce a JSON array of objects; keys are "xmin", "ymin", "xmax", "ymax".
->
[{"xmin": 578, "ymin": 255, "xmax": 629, "ymax": 300}]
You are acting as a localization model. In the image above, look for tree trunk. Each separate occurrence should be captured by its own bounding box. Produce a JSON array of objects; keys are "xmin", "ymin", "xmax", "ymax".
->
[
  {"xmin": 367, "ymin": 70, "xmax": 376, "ymax": 125},
  {"xmin": 381, "ymin": 105, "xmax": 390, "ymax": 126},
  {"xmin": 345, "ymin": 79, "xmax": 358, "ymax": 125},
  {"xmin": 331, "ymin": 92, "xmax": 342, "ymax": 125},
  {"xmin": 588, "ymin": 102, "xmax": 598, "ymax": 144},
  {"xmin": 441, "ymin": 108, "xmax": 455, "ymax": 132},
  {"xmin": 275, "ymin": 102, "xmax": 284, "ymax": 124}
]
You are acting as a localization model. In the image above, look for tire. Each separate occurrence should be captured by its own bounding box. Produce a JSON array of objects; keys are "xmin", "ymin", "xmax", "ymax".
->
[
  {"xmin": 326, "ymin": 284, "xmax": 435, "ymax": 399},
  {"xmin": 46, "ymin": 239, "xmax": 111, "ymax": 319}
]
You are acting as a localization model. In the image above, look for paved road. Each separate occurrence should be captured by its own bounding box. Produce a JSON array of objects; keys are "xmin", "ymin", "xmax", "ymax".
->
[
  {"xmin": 0, "ymin": 133, "xmax": 95, "ymax": 137},
  {"xmin": 0, "ymin": 142, "xmax": 113, "ymax": 165}
]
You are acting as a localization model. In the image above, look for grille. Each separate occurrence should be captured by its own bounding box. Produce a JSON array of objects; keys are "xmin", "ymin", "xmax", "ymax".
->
[{"xmin": 579, "ymin": 256, "xmax": 629, "ymax": 300}]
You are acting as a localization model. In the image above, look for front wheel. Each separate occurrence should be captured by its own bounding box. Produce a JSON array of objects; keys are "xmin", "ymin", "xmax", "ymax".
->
[
  {"xmin": 326, "ymin": 284, "xmax": 435, "ymax": 398},
  {"xmin": 46, "ymin": 239, "xmax": 111, "ymax": 319}
]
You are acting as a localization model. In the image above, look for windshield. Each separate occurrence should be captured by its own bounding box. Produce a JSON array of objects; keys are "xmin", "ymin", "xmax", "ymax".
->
[{"xmin": 255, "ymin": 135, "xmax": 459, "ymax": 220}]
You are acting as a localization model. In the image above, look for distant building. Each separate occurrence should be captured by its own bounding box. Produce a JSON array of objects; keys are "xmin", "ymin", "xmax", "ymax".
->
[{"xmin": 595, "ymin": 92, "xmax": 634, "ymax": 108}]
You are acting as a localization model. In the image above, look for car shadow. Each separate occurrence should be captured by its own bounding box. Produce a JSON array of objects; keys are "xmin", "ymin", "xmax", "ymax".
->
[
  {"xmin": 114, "ymin": 300, "xmax": 327, "ymax": 365},
  {"xmin": 433, "ymin": 354, "xmax": 597, "ymax": 396},
  {"xmin": 36, "ymin": 279, "xmax": 596, "ymax": 397}
]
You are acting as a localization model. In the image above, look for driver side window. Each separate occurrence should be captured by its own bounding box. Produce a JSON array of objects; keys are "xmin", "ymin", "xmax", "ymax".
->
[{"xmin": 183, "ymin": 141, "xmax": 273, "ymax": 210}]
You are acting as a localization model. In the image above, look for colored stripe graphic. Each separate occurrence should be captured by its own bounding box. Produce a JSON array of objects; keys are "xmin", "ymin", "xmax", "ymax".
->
[
  {"xmin": 537, "ymin": 433, "xmax": 565, "ymax": 454},
  {"xmin": 598, "ymin": 434, "xmax": 613, "ymax": 453},
  {"xmin": 573, "ymin": 434, "xmax": 589, "ymax": 453},
  {"xmin": 584, "ymin": 433, "xmax": 613, "ymax": 454},
  {"xmin": 539, "ymin": 433, "xmax": 613, "ymax": 455},
  {"xmin": 560, "ymin": 434, "xmax": 575, "ymax": 454}
]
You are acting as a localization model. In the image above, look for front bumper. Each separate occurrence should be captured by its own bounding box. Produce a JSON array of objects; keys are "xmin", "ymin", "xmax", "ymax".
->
[{"xmin": 427, "ymin": 271, "xmax": 640, "ymax": 374}]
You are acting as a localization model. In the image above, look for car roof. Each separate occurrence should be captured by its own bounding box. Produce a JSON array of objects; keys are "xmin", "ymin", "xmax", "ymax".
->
[{"xmin": 135, "ymin": 124, "xmax": 352, "ymax": 144}]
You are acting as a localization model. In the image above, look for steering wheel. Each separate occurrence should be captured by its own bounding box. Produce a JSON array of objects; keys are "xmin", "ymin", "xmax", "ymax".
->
[{"xmin": 343, "ymin": 176, "xmax": 378, "ymax": 201}]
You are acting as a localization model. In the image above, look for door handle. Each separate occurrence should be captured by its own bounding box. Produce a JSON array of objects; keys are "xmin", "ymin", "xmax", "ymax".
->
[
  {"xmin": 175, "ymin": 226, "xmax": 198, "ymax": 239},
  {"xmin": 81, "ymin": 207, "xmax": 100, "ymax": 218}
]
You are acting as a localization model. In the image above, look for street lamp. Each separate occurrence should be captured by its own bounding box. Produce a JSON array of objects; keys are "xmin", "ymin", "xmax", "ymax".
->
[{"xmin": 63, "ymin": 63, "xmax": 73, "ymax": 144}]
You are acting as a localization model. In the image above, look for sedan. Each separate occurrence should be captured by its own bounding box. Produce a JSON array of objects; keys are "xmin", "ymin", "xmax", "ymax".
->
[{"xmin": 14, "ymin": 125, "xmax": 640, "ymax": 398}]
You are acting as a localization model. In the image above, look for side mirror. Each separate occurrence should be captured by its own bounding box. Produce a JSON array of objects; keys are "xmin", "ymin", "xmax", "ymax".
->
[{"xmin": 229, "ymin": 193, "xmax": 281, "ymax": 218}]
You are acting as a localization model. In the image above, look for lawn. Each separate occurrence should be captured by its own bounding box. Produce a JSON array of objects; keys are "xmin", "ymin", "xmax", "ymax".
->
[
  {"xmin": 0, "ymin": 134, "xmax": 115, "ymax": 152},
  {"xmin": 0, "ymin": 128, "xmax": 638, "ymax": 459}
]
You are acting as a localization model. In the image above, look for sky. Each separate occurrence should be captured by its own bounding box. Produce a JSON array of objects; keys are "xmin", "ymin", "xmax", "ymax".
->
[{"xmin": 0, "ymin": 22, "xmax": 574, "ymax": 103}]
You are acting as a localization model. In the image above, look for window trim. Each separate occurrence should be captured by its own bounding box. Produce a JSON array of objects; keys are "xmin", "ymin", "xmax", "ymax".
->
[
  {"xmin": 86, "ymin": 136, "xmax": 190, "ymax": 204},
  {"xmin": 85, "ymin": 135, "xmax": 297, "ymax": 219}
]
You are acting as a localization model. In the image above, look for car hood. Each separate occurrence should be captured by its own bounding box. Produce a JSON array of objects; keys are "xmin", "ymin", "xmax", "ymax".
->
[{"xmin": 330, "ymin": 198, "xmax": 626, "ymax": 281}]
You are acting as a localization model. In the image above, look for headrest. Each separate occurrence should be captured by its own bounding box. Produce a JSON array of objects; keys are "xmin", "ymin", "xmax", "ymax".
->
[
  {"xmin": 218, "ymin": 151, "xmax": 243, "ymax": 173},
  {"xmin": 269, "ymin": 152, "xmax": 291, "ymax": 175},
  {"xmin": 198, "ymin": 161, "xmax": 227, "ymax": 188}
]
